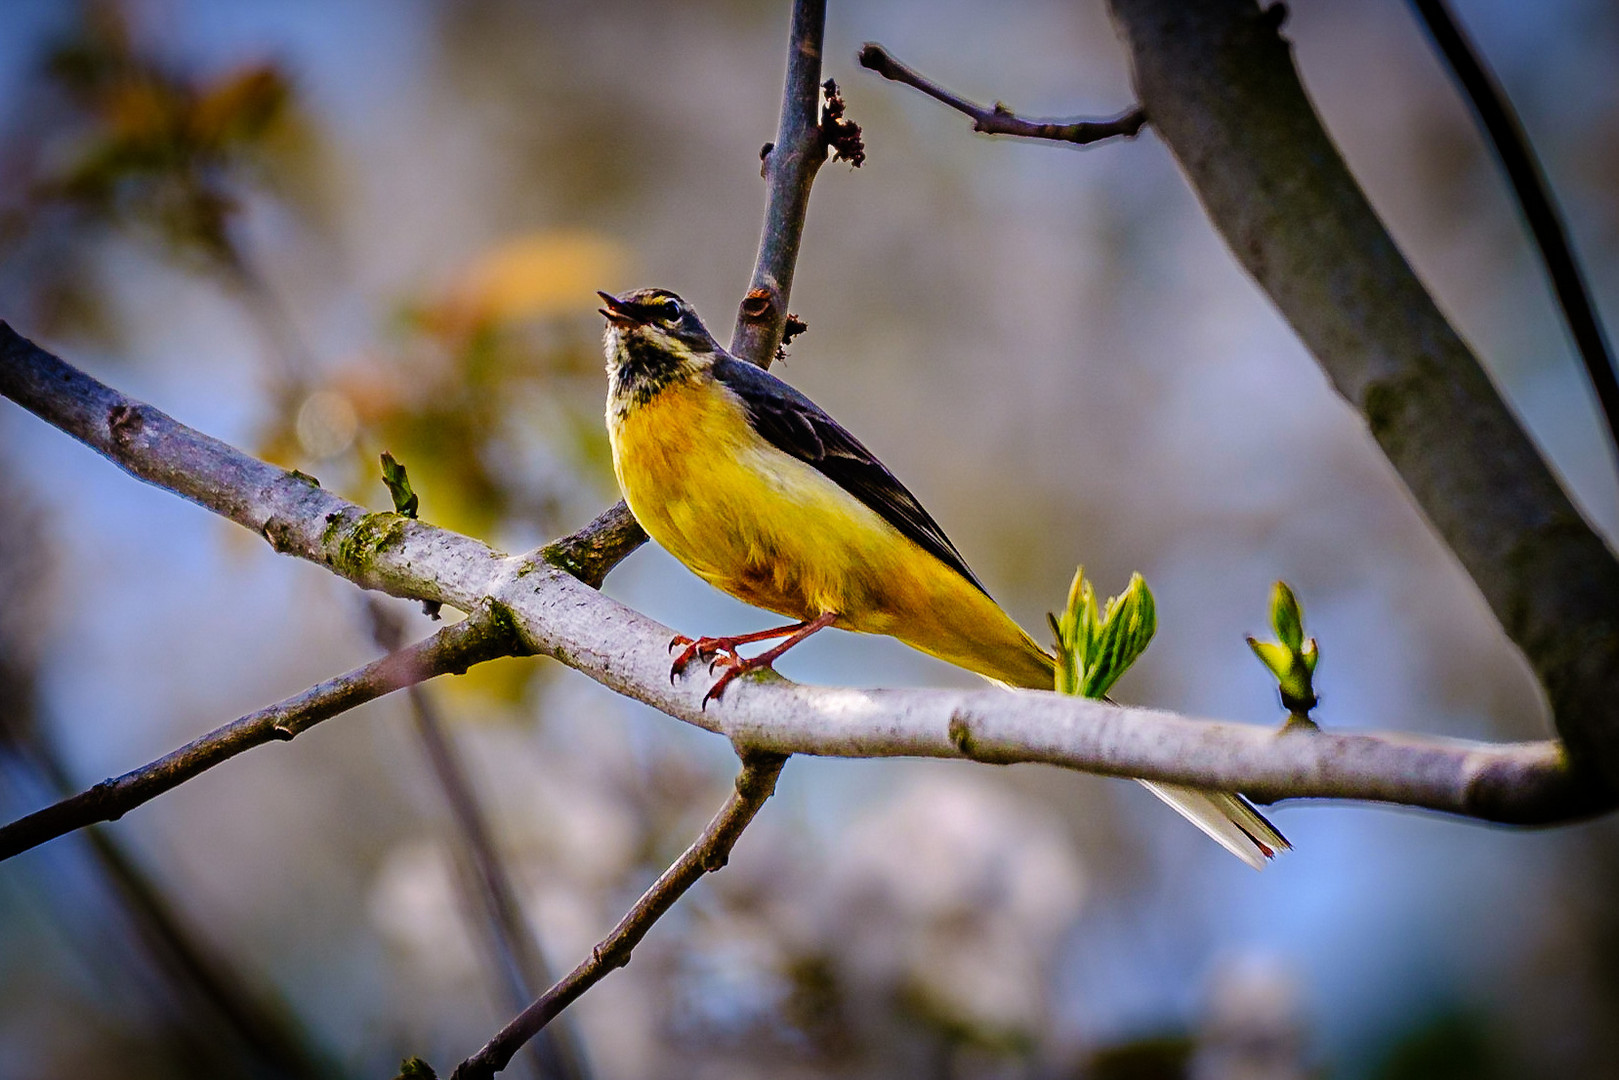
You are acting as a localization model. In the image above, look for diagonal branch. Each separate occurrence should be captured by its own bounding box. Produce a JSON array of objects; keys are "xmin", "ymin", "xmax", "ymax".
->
[
  {"xmin": 0, "ymin": 611, "xmax": 516, "ymax": 861},
  {"xmin": 448, "ymin": 753, "xmax": 788, "ymax": 1080},
  {"xmin": 1107, "ymin": 0, "xmax": 1619, "ymax": 792},
  {"xmin": 0, "ymin": 329, "xmax": 1609, "ymax": 825},
  {"xmin": 857, "ymin": 43, "xmax": 1146, "ymax": 146},
  {"xmin": 1409, "ymin": 0, "xmax": 1619, "ymax": 471}
]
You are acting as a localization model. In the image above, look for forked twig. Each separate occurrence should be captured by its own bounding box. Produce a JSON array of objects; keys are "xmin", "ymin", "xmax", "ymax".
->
[{"xmin": 858, "ymin": 42, "xmax": 1146, "ymax": 146}]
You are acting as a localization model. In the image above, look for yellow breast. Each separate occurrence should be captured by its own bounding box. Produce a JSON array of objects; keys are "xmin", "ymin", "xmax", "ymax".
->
[
  {"xmin": 609, "ymin": 376, "xmax": 861, "ymax": 620},
  {"xmin": 607, "ymin": 375, "xmax": 1055, "ymax": 688}
]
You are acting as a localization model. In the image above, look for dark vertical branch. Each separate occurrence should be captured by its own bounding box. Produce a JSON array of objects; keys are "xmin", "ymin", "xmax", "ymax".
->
[
  {"xmin": 369, "ymin": 601, "xmax": 591, "ymax": 1080},
  {"xmin": 449, "ymin": 753, "xmax": 789, "ymax": 1080},
  {"xmin": 729, "ymin": 0, "xmax": 829, "ymax": 367},
  {"xmin": 1409, "ymin": 0, "xmax": 1619, "ymax": 473}
]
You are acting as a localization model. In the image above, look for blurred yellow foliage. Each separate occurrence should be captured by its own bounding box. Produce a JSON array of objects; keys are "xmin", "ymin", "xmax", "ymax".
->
[{"xmin": 433, "ymin": 230, "xmax": 627, "ymax": 337}]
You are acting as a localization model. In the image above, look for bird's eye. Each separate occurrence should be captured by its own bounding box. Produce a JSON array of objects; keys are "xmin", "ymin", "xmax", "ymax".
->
[{"xmin": 659, "ymin": 299, "xmax": 681, "ymax": 322}]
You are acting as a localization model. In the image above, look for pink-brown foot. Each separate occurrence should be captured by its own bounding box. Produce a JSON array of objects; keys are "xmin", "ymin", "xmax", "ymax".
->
[
  {"xmin": 696, "ymin": 612, "xmax": 840, "ymax": 709},
  {"xmin": 669, "ymin": 623, "xmax": 813, "ymax": 684},
  {"xmin": 669, "ymin": 634, "xmax": 743, "ymax": 683}
]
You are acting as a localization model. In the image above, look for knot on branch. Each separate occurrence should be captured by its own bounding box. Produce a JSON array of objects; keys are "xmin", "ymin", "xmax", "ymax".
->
[
  {"xmin": 947, "ymin": 710, "xmax": 976, "ymax": 757},
  {"xmin": 107, "ymin": 402, "xmax": 145, "ymax": 447},
  {"xmin": 261, "ymin": 515, "xmax": 295, "ymax": 553},
  {"xmin": 739, "ymin": 287, "xmax": 777, "ymax": 325}
]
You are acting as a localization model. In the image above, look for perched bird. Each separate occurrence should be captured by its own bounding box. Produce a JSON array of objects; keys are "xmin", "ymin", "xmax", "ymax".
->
[{"xmin": 600, "ymin": 287, "xmax": 1287, "ymax": 868}]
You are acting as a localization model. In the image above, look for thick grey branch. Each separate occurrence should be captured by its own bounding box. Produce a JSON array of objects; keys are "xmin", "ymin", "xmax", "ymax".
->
[
  {"xmin": 449, "ymin": 753, "xmax": 788, "ymax": 1080},
  {"xmin": 0, "ymin": 612, "xmax": 515, "ymax": 861},
  {"xmin": 1107, "ymin": 0, "xmax": 1619, "ymax": 791},
  {"xmin": 857, "ymin": 43, "xmax": 1146, "ymax": 146},
  {"xmin": 0, "ymin": 328, "xmax": 1602, "ymax": 824}
]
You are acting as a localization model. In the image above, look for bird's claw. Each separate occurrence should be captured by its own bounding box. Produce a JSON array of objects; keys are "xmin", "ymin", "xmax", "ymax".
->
[
  {"xmin": 669, "ymin": 633, "xmax": 739, "ymax": 683},
  {"xmin": 700, "ymin": 657, "xmax": 749, "ymax": 709}
]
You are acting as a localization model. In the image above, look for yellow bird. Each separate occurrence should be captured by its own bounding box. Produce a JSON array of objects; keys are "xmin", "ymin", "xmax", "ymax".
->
[{"xmin": 600, "ymin": 288, "xmax": 1287, "ymax": 868}]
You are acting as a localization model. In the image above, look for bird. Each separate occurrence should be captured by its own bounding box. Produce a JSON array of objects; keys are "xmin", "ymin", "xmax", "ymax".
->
[{"xmin": 599, "ymin": 287, "xmax": 1287, "ymax": 868}]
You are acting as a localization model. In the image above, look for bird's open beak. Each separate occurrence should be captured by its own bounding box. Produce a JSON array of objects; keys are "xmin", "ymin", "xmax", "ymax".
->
[{"xmin": 598, "ymin": 291, "xmax": 646, "ymax": 328}]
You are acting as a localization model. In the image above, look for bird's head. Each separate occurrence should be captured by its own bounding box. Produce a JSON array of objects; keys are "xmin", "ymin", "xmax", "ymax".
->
[{"xmin": 598, "ymin": 288, "xmax": 722, "ymax": 381}]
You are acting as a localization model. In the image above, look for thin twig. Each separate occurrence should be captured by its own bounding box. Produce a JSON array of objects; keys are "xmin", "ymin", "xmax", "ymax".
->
[
  {"xmin": 369, "ymin": 601, "xmax": 591, "ymax": 1080},
  {"xmin": 858, "ymin": 43, "xmax": 1146, "ymax": 146},
  {"xmin": 0, "ymin": 613, "xmax": 515, "ymax": 862},
  {"xmin": 730, "ymin": 0, "xmax": 831, "ymax": 367},
  {"xmin": 449, "ymin": 753, "xmax": 789, "ymax": 1080},
  {"xmin": 1409, "ymin": 0, "xmax": 1619, "ymax": 473}
]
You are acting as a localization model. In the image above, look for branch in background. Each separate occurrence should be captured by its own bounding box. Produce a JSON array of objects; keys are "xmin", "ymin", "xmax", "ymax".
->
[
  {"xmin": 0, "ymin": 612, "xmax": 515, "ymax": 862},
  {"xmin": 449, "ymin": 753, "xmax": 789, "ymax": 1080},
  {"xmin": 0, "ymin": 333, "xmax": 1606, "ymax": 824},
  {"xmin": 1107, "ymin": 0, "xmax": 1619, "ymax": 792},
  {"xmin": 857, "ymin": 43, "xmax": 1146, "ymax": 146},
  {"xmin": 1410, "ymin": 0, "xmax": 1619, "ymax": 469},
  {"xmin": 368, "ymin": 601, "xmax": 592, "ymax": 1080},
  {"xmin": 74, "ymin": 819, "xmax": 341, "ymax": 1075},
  {"xmin": 0, "ymin": 464, "xmax": 335, "ymax": 1077}
]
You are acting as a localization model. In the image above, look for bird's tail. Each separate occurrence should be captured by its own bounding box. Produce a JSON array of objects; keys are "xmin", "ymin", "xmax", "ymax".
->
[
  {"xmin": 1134, "ymin": 782, "xmax": 1288, "ymax": 870},
  {"xmin": 970, "ymin": 617, "xmax": 1289, "ymax": 870}
]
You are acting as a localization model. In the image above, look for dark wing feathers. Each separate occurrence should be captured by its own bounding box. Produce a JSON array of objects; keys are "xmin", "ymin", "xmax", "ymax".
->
[{"xmin": 712, "ymin": 356, "xmax": 989, "ymax": 596}]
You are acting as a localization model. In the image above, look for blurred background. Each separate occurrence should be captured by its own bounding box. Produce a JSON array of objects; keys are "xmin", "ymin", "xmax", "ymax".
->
[{"xmin": 0, "ymin": 1, "xmax": 1616, "ymax": 1077}]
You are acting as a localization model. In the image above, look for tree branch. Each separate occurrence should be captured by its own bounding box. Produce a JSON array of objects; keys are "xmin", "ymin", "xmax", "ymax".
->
[
  {"xmin": 0, "ymin": 610, "xmax": 515, "ymax": 861},
  {"xmin": 1106, "ymin": 0, "xmax": 1619, "ymax": 792},
  {"xmin": 1409, "ymin": 0, "xmax": 1619, "ymax": 469},
  {"xmin": 857, "ymin": 43, "xmax": 1146, "ymax": 146},
  {"xmin": 449, "ymin": 753, "xmax": 788, "ymax": 1080},
  {"xmin": 1, "ymin": 330, "xmax": 1609, "ymax": 828},
  {"xmin": 730, "ymin": 0, "xmax": 830, "ymax": 367}
]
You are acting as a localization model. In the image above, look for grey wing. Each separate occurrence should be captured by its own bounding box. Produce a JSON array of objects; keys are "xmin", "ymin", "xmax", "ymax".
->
[{"xmin": 712, "ymin": 355, "xmax": 989, "ymax": 596}]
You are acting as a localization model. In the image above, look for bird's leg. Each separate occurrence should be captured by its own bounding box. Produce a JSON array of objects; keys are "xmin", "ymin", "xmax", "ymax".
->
[
  {"xmin": 703, "ymin": 611, "xmax": 839, "ymax": 707},
  {"xmin": 670, "ymin": 621, "xmax": 811, "ymax": 681}
]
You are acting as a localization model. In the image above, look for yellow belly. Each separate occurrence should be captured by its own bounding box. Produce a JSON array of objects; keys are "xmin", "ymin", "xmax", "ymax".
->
[{"xmin": 608, "ymin": 377, "xmax": 1054, "ymax": 688}]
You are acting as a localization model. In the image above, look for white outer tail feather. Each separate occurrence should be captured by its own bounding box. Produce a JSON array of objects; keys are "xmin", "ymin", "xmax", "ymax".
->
[
  {"xmin": 1137, "ymin": 781, "xmax": 1290, "ymax": 870},
  {"xmin": 985, "ymin": 680, "xmax": 1290, "ymax": 869}
]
